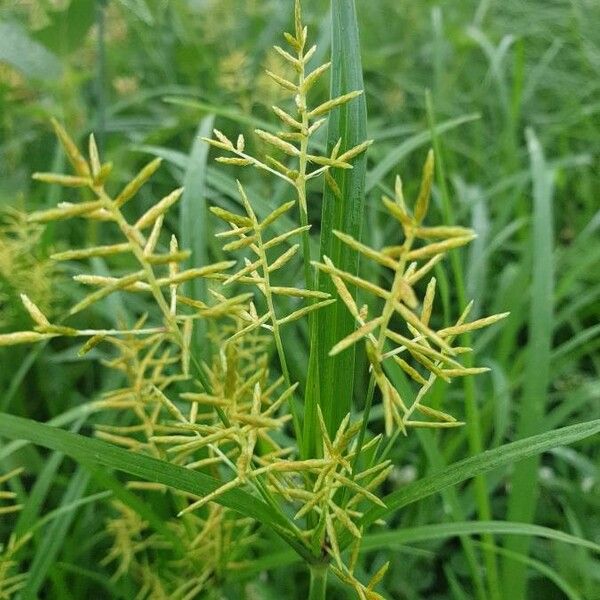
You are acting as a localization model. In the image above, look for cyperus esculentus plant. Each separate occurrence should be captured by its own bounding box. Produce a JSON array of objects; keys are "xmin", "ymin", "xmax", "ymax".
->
[{"xmin": 0, "ymin": 1, "xmax": 510, "ymax": 598}]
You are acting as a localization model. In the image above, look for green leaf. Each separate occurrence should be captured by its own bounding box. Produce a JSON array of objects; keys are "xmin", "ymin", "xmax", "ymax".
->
[
  {"xmin": 0, "ymin": 412, "xmax": 310, "ymax": 559},
  {"xmin": 0, "ymin": 403, "xmax": 101, "ymax": 461},
  {"xmin": 31, "ymin": 491, "xmax": 110, "ymax": 533},
  {"xmin": 364, "ymin": 522, "xmax": 595, "ymax": 600},
  {"xmin": 358, "ymin": 419, "xmax": 600, "ymax": 532},
  {"xmin": 34, "ymin": 0, "xmax": 95, "ymax": 56},
  {"xmin": 114, "ymin": 0, "xmax": 154, "ymax": 25},
  {"xmin": 475, "ymin": 542, "xmax": 584, "ymax": 600},
  {"xmin": 425, "ymin": 92, "xmax": 497, "ymax": 600},
  {"xmin": 54, "ymin": 562, "xmax": 127, "ymax": 599},
  {"xmin": 360, "ymin": 521, "xmax": 600, "ymax": 554},
  {"xmin": 13, "ymin": 417, "xmax": 85, "ymax": 538},
  {"xmin": 503, "ymin": 128, "xmax": 555, "ymax": 597},
  {"xmin": 22, "ymin": 468, "xmax": 89, "ymax": 599},
  {"xmin": 14, "ymin": 447, "xmax": 70, "ymax": 539},
  {"xmin": 164, "ymin": 97, "xmax": 276, "ymax": 132},
  {"xmin": 180, "ymin": 115, "xmax": 214, "ymax": 360},
  {"xmin": 85, "ymin": 465, "xmax": 186, "ymax": 557},
  {"xmin": 305, "ymin": 0, "xmax": 368, "ymax": 452},
  {"xmin": 366, "ymin": 113, "xmax": 479, "ymax": 192},
  {"xmin": 231, "ymin": 519, "xmax": 600, "ymax": 584}
]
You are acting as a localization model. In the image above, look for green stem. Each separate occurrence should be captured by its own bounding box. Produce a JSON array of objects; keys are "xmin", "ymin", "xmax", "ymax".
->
[
  {"xmin": 296, "ymin": 33, "xmax": 322, "ymax": 463},
  {"xmin": 95, "ymin": 0, "xmax": 107, "ymax": 150},
  {"xmin": 339, "ymin": 373, "xmax": 375, "ymax": 510},
  {"xmin": 256, "ymin": 225, "xmax": 303, "ymax": 448},
  {"xmin": 296, "ymin": 47, "xmax": 313, "ymax": 293},
  {"xmin": 308, "ymin": 564, "xmax": 328, "ymax": 600}
]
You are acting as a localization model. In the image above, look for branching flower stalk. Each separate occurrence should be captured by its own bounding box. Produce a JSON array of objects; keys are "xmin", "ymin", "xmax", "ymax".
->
[
  {"xmin": 210, "ymin": 181, "xmax": 335, "ymax": 441},
  {"xmin": 203, "ymin": 0, "xmax": 371, "ymax": 290},
  {"xmin": 202, "ymin": 0, "xmax": 370, "ymax": 465},
  {"xmin": 314, "ymin": 156, "xmax": 508, "ymax": 438},
  {"xmin": 0, "ymin": 121, "xmax": 238, "ymax": 395}
]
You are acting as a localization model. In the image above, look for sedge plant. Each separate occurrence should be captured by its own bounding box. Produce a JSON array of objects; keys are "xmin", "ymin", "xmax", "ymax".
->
[{"xmin": 0, "ymin": 2, "xmax": 515, "ymax": 598}]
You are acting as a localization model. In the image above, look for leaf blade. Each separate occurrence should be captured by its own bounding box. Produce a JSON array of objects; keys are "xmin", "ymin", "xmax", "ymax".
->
[
  {"xmin": 305, "ymin": 0, "xmax": 368, "ymax": 452},
  {"xmin": 503, "ymin": 128, "xmax": 555, "ymax": 597},
  {"xmin": 359, "ymin": 419, "xmax": 600, "ymax": 530},
  {"xmin": 0, "ymin": 413, "xmax": 292, "ymax": 534}
]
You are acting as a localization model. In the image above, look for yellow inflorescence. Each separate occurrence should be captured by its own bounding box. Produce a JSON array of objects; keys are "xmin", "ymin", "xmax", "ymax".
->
[{"xmin": 314, "ymin": 152, "xmax": 508, "ymax": 437}]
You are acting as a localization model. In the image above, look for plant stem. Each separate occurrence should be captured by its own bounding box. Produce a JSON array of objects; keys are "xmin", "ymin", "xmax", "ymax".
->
[
  {"xmin": 308, "ymin": 564, "xmax": 328, "ymax": 600},
  {"xmin": 255, "ymin": 222, "xmax": 303, "ymax": 447},
  {"xmin": 296, "ymin": 39, "xmax": 313, "ymax": 293},
  {"xmin": 296, "ymin": 37, "xmax": 323, "ymax": 463}
]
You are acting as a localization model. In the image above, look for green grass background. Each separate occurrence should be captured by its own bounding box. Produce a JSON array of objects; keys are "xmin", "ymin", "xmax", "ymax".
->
[{"xmin": 0, "ymin": 0, "xmax": 599, "ymax": 598}]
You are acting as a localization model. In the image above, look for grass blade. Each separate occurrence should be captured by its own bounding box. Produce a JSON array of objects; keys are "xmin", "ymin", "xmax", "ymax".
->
[
  {"xmin": 359, "ymin": 418, "xmax": 600, "ymax": 531},
  {"xmin": 417, "ymin": 431, "xmax": 487, "ymax": 600},
  {"xmin": 305, "ymin": 0, "xmax": 368, "ymax": 452},
  {"xmin": 0, "ymin": 412, "xmax": 306, "ymax": 557},
  {"xmin": 55, "ymin": 562, "xmax": 127, "ymax": 599},
  {"xmin": 164, "ymin": 97, "xmax": 275, "ymax": 132},
  {"xmin": 180, "ymin": 115, "xmax": 214, "ymax": 360},
  {"xmin": 503, "ymin": 128, "xmax": 555, "ymax": 598},
  {"xmin": 21, "ymin": 468, "xmax": 90, "ymax": 599},
  {"xmin": 366, "ymin": 113, "xmax": 479, "ymax": 192},
  {"xmin": 14, "ymin": 451, "xmax": 67, "ymax": 539},
  {"xmin": 425, "ymin": 91, "xmax": 499, "ymax": 600},
  {"xmin": 426, "ymin": 91, "xmax": 500, "ymax": 600},
  {"xmin": 230, "ymin": 519, "xmax": 600, "ymax": 584},
  {"xmin": 85, "ymin": 465, "xmax": 186, "ymax": 557},
  {"xmin": 363, "ymin": 522, "xmax": 597, "ymax": 598},
  {"xmin": 475, "ymin": 542, "xmax": 584, "ymax": 600},
  {"xmin": 0, "ymin": 402, "xmax": 103, "ymax": 461},
  {"xmin": 360, "ymin": 521, "xmax": 600, "ymax": 554},
  {"xmin": 388, "ymin": 361, "xmax": 486, "ymax": 600}
]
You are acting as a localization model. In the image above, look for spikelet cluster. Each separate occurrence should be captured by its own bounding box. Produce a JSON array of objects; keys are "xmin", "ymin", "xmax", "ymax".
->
[
  {"xmin": 0, "ymin": 119, "xmax": 238, "ymax": 362},
  {"xmin": 315, "ymin": 152, "xmax": 508, "ymax": 437},
  {"xmin": 0, "ymin": 209, "xmax": 55, "ymax": 330},
  {"xmin": 96, "ymin": 325, "xmax": 265, "ymax": 593},
  {"xmin": 93, "ymin": 316, "xmax": 190, "ymax": 456},
  {"xmin": 203, "ymin": 0, "xmax": 371, "ymax": 223},
  {"xmin": 150, "ymin": 327, "xmax": 295, "ymax": 507},
  {"xmin": 211, "ymin": 183, "xmax": 334, "ymax": 336},
  {"xmin": 0, "ymin": 119, "xmax": 269, "ymax": 592},
  {"xmin": 0, "ymin": 469, "xmax": 23, "ymax": 520},
  {"xmin": 332, "ymin": 547, "xmax": 390, "ymax": 600},
  {"xmin": 0, "ymin": 469, "xmax": 30, "ymax": 599},
  {"xmin": 262, "ymin": 409, "xmax": 391, "ymax": 561},
  {"xmin": 96, "ymin": 311, "xmax": 390, "ymax": 594},
  {"xmin": 102, "ymin": 500, "xmax": 255, "ymax": 598}
]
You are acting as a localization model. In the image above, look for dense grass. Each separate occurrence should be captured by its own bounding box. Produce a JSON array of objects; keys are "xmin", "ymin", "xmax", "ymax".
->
[{"xmin": 1, "ymin": 1, "xmax": 599, "ymax": 598}]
